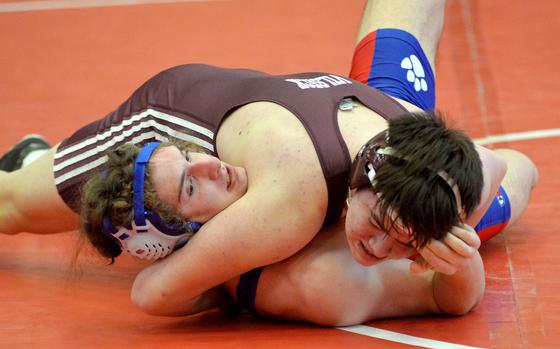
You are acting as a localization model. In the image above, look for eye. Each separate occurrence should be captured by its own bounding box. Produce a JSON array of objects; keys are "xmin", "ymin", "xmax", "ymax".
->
[
  {"xmin": 182, "ymin": 151, "xmax": 195, "ymax": 197},
  {"xmin": 404, "ymin": 243, "xmax": 414, "ymax": 249},
  {"xmin": 391, "ymin": 228, "xmax": 414, "ymax": 249},
  {"xmin": 188, "ymin": 177, "xmax": 195, "ymax": 196},
  {"xmin": 395, "ymin": 238, "xmax": 414, "ymax": 249}
]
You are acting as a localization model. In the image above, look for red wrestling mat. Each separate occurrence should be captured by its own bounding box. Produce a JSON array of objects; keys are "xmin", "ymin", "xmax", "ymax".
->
[{"xmin": 1, "ymin": 0, "xmax": 558, "ymax": 347}]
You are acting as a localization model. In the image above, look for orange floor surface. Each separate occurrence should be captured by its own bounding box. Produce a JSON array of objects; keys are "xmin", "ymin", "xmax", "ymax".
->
[{"xmin": 1, "ymin": 0, "xmax": 559, "ymax": 348}]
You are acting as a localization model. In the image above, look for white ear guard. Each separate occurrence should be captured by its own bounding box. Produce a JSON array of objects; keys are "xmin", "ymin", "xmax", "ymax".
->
[
  {"xmin": 102, "ymin": 215, "xmax": 198, "ymax": 260},
  {"xmin": 102, "ymin": 142, "xmax": 201, "ymax": 261}
]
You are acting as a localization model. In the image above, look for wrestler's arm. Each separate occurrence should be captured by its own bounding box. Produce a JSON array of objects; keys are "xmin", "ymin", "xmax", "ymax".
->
[
  {"xmin": 175, "ymin": 286, "xmax": 235, "ymax": 315},
  {"xmin": 375, "ymin": 250, "xmax": 484, "ymax": 319},
  {"xmin": 248, "ymin": 221, "xmax": 483, "ymax": 325},
  {"xmin": 131, "ymin": 147, "xmax": 326, "ymax": 316},
  {"xmin": 410, "ymin": 145, "xmax": 506, "ymax": 275},
  {"xmin": 367, "ymin": 146, "xmax": 500, "ymax": 315},
  {"xmin": 368, "ymin": 253, "xmax": 484, "ymax": 319}
]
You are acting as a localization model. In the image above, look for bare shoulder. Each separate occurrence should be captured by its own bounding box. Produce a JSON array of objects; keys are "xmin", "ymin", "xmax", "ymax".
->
[
  {"xmin": 215, "ymin": 101, "xmax": 330, "ymax": 259},
  {"xmin": 219, "ymin": 101, "xmax": 328, "ymax": 199}
]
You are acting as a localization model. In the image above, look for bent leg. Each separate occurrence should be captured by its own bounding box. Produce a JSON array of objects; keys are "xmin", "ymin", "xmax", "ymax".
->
[
  {"xmin": 0, "ymin": 146, "xmax": 79, "ymax": 234},
  {"xmin": 355, "ymin": 0, "xmax": 446, "ymax": 70},
  {"xmin": 474, "ymin": 149, "xmax": 538, "ymax": 242},
  {"xmin": 495, "ymin": 149, "xmax": 539, "ymax": 227},
  {"xmin": 350, "ymin": 0, "xmax": 445, "ymax": 110}
]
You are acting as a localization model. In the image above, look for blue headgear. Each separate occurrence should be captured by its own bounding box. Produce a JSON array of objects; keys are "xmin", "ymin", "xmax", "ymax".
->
[{"xmin": 103, "ymin": 142, "xmax": 201, "ymax": 261}]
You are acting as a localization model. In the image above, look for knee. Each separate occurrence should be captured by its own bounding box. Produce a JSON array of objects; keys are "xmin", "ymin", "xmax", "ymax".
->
[
  {"xmin": 494, "ymin": 149, "xmax": 539, "ymax": 225},
  {"xmin": 495, "ymin": 149, "xmax": 539, "ymax": 189},
  {"xmin": 524, "ymin": 154, "xmax": 539, "ymax": 188}
]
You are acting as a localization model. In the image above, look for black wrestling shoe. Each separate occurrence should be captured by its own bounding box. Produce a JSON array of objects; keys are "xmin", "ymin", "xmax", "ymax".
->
[{"xmin": 0, "ymin": 135, "xmax": 50, "ymax": 172}]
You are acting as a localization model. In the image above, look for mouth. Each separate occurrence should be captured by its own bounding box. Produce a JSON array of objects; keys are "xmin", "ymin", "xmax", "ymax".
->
[{"xmin": 225, "ymin": 165, "xmax": 236, "ymax": 191}]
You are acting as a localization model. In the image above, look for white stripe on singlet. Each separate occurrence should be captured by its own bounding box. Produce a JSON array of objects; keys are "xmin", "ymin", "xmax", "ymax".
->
[{"xmin": 53, "ymin": 108, "xmax": 215, "ymax": 186}]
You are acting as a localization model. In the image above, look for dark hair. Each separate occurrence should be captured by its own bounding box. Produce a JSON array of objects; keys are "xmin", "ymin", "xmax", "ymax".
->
[
  {"xmin": 372, "ymin": 111, "xmax": 483, "ymax": 248},
  {"xmin": 80, "ymin": 141, "xmax": 208, "ymax": 262}
]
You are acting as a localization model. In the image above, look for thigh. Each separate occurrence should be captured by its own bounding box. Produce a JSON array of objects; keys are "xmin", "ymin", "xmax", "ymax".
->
[
  {"xmin": 350, "ymin": 28, "xmax": 437, "ymax": 110},
  {"xmin": 355, "ymin": 0, "xmax": 446, "ymax": 70},
  {"xmin": 457, "ymin": 149, "xmax": 538, "ymax": 243},
  {"xmin": 0, "ymin": 146, "xmax": 79, "ymax": 234},
  {"xmin": 494, "ymin": 149, "xmax": 539, "ymax": 227}
]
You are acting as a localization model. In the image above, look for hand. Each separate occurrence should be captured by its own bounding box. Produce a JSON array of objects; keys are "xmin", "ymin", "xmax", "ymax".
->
[{"xmin": 410, "ymin": 223, "xmax": 481, "ymax": 275}]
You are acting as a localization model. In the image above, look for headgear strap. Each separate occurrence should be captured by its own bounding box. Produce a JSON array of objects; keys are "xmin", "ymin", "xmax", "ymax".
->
[
  {"xmin": 133, "ymin": 141, "xmax": 160, "ymax": 227},
  {"xmin": 102, "ymin": 142, "xmax": 201, "ymax": 261},
  {"xmin": 349, "ymin": 131, "xmax": 464, "ymax": 216}
]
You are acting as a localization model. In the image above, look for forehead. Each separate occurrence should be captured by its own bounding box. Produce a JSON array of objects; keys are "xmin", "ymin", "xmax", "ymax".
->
[
  {"xmin": 151, "ymin": 145, "xmax": 181, "ymax": 162},
  {"xmin": 148, "ymin": 146, "xmax": 183, "ymax": 199}
]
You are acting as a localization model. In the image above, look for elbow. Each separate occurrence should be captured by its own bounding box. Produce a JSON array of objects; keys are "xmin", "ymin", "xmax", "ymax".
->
[
  {"xmin": 130, "ymin": 277, "xmax": 177, "ymax": 316},
  {"xmin": 436, "ymin": 283, "xmax": 485, "ymax": 316},
  {"xmin": 455, "ymin": 279, "xmax": 486, "ymax": 316},
  {"xmin": 467, "ymin": 281, "xmax": 486, "ymax": 314},
  {"xmin": 130, "ymin": 283, "xmax": 164, "ymax": 315},
  {"xmin": 439, "ymin": 291, "xmax": 484, "ymax": 316},
  {"xmin": 130, "ymin": 279, "xmax": 201, "ymax": 317},
  {"xmin": 433, "ymin": 259, "xmax": 486, "ymax": 316}
]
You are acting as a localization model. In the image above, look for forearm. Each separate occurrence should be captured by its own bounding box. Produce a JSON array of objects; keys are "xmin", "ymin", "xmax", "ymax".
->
[
  {"xmin": 432, "ymin": 251, "xmax": 485, "ymax": 315},
  {"xmin": 132, "ymin": 263, "xmax": 232, "ymax": 316},
  {"xmin": 187, "ymin": 286, "xmax": 236, "ymax": 315},
  {"xmin": 130, "ymin": 188, "xmax": 324, "ymax": 317},
  {"xmin": 159, "ymin": 286, "xmax": 234, "ymax": 316}
]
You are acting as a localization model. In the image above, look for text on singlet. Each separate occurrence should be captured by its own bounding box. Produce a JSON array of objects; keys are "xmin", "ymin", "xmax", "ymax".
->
[{"xmin": 285, "ymin": 75, "xmax": 352, "ymax": 89}]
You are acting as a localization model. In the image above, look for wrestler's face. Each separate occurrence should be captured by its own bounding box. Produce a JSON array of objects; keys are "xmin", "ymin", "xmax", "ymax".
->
[
  {"xmin": 345, "ymin": 188, "xmax": 415, "ymax": 266},
  {"xmin": 149, "ymin": 146, "xmax": 248, "ymax": 222}
]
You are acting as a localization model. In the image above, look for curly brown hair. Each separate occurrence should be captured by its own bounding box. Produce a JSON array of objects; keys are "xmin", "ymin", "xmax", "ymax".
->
[{"xmin": 80, "ymin": 141, "xmax": 209, "ymax": 262}]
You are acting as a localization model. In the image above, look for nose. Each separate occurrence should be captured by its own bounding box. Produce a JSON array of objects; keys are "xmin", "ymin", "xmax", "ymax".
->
[
  {"xmin": 187, "ymin": 156, "xmax": 222, "ymax": 180},
  {"xmin": 367, "ymin": 233, "xmax": 394, "ymax": 259}
]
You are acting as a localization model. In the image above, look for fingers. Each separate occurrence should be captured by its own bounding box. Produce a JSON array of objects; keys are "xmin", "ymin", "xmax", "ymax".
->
[
  {"xmin": 450, "ymin": 223, "xmax": 481, "ymax": 250},
  {"xmin": 442, "ymin": 230, "xmax": 477, "ymax": 258},
  {"xmin": 412, "ymin": 224, "xmax": 481, "ymax": 275},
  {"xmin": 418, "ymin": 242, "xmax": 459, "ymax": 275}
]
